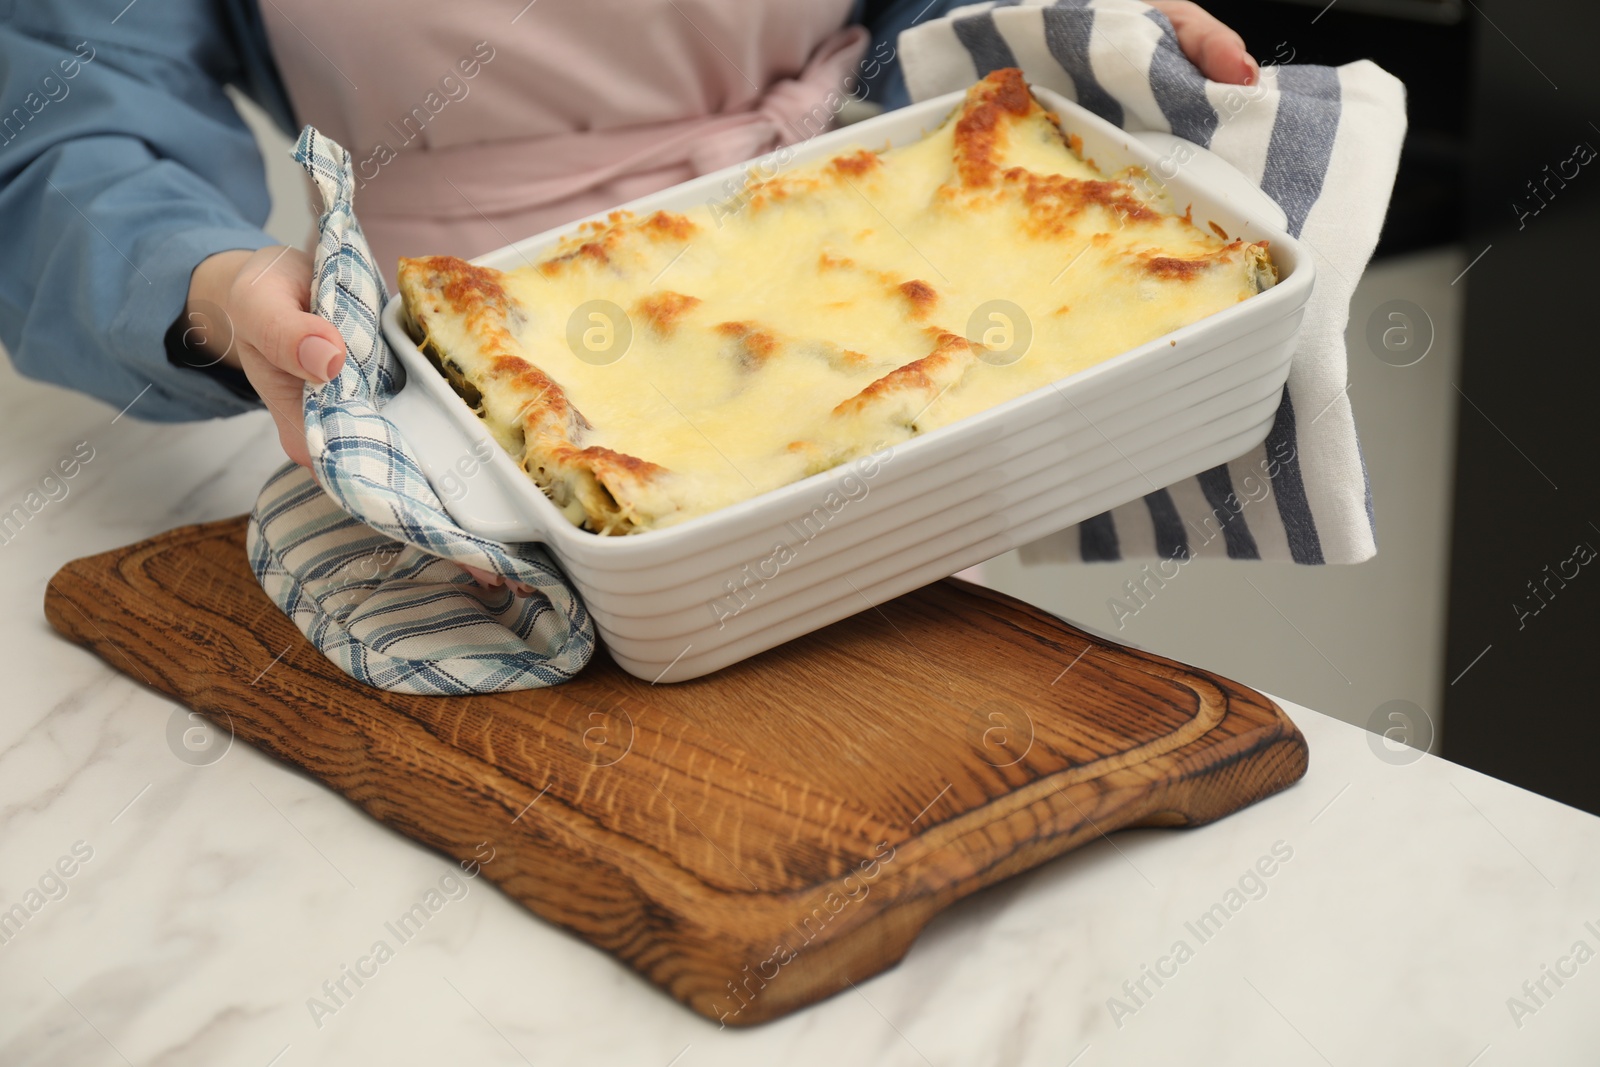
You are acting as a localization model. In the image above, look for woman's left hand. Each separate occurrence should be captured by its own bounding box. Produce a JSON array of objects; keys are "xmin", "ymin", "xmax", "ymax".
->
[
  {"xmin": 1149, "ymin": 1, "xmax": 1260, "ymax": 86},
  {"xmin": 462, "ymin": 564, "xmax": 537, "ymax": 598}
]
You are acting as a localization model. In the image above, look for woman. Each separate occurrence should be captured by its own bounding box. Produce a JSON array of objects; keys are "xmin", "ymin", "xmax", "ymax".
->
[{"xmin": 0, "ymin": 0, "xmax": 1254, "ymax": 473}]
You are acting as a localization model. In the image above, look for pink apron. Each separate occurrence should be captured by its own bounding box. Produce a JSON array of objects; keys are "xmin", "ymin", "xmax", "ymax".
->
[{"xmin": 259, "ymin": 0, "xmax": 866, "ymax": 284}]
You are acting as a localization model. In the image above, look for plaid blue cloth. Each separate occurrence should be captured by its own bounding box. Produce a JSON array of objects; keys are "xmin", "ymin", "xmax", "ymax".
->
[{"xmin": 243, "ymin": 128, "xmax": 595, "ymax": 695}]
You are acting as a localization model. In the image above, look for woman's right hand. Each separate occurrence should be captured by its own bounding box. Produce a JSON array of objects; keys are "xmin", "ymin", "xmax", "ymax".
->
[
  {"xmin": 179, "ymin": 246, "xmax": 347, "ymax": 470},
  {"xmin": 179, "ymin": 248, "xmax": 534, "ymax": 595}
]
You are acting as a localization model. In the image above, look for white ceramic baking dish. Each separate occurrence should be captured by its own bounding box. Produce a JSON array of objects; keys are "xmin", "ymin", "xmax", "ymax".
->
[{"xmin": 379, "ymin": 85, "xmax": 1314, "ymax": 682}]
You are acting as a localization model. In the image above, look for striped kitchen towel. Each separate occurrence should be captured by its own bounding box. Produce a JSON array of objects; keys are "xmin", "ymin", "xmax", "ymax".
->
[
  {"xmin": 244, "ymin": 128, "xmax": 595, "ymax": 695},
  {"xmin": 899, "ymin": 0, "xmax": 1405, "ymax": 564}
]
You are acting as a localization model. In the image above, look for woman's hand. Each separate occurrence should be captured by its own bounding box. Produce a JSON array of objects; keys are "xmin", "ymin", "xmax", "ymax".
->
[
  {"xmin": 1149, "ymin": 1, "xmax": 1259, "ymax": 86},
  {"xmin": 182, "ymin": 248, "xmax": 534, "ymax": 595},
  {"xmin": 182, "ymin": 246, "xmax": 347, "ymax": 470}
]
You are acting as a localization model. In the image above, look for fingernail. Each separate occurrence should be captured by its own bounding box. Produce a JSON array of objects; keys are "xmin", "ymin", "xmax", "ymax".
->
[
  {"xmin": 1243, "ymin": 55, "xmax": 1260, "ymax": 85},
  {"xmin": 298, "ymin": 335, "xmax": 343, "ymax": 382}
]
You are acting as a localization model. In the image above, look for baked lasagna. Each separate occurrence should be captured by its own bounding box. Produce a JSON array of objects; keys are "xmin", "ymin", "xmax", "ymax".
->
[{"xmin": 398, "ymin": 68, "xmax": 1277, "ymax": 535}]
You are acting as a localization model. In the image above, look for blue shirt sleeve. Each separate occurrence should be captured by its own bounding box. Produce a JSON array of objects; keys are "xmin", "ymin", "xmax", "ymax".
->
[
  {"xmin": 854, "ymin": 0, "xmax": 977, "ymax": 110},
  {"xmin": 0, "ymin": 0, "xmax": 293, "ymax": 422}
]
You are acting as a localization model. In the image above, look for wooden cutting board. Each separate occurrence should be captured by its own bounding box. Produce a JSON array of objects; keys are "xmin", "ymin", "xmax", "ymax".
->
[{"xmin": 43, "ymin": 516, "xmax": 1308, "ymax": 1026}]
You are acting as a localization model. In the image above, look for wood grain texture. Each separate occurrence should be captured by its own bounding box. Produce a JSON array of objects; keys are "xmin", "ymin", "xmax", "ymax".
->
[{"xmin": 43, "ymin": 516, "xmax": 1308, "ymax": 1025}]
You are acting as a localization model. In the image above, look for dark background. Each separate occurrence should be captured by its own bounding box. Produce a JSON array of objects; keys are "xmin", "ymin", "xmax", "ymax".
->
[{"xmin": 1207, "ymin": 0, "xmax": 1600, "ymax": 814}]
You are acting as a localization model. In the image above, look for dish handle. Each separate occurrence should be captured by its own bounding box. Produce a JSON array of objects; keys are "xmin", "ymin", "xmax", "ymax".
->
[{"xmin": 380, "ymin": 381, "xmax": 550, "ymax": 543}]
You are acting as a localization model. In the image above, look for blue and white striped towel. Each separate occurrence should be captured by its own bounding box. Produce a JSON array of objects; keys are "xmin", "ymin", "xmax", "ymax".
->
[
  {"xmin": 245, "ymin": 1, "xmax": 1404, "ymax": 695},
  {"xmin": 244, "ymin": 128, "xmax": 595, "ymax": 695},
  {"xmin": 899, "ymin": 0, "xmax": 1406, "ymax": 565}
]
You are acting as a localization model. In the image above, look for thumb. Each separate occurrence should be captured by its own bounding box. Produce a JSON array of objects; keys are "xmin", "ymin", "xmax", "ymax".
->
[
  {"xmin": 236, "ymin": 249, "xmax": 348, "ymax": 384},
  {"xmin": 253, "ymin": 306, "xmax": 347, "ymax": 386}
]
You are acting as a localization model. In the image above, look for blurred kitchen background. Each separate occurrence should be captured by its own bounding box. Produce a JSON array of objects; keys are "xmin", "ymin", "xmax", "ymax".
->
[{"xmin": 14, "ymin": 0, "xmax": 1591, "ymax": 812}]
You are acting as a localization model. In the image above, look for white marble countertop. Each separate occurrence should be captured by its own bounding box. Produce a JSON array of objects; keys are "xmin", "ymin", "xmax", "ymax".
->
[{"xmin": 3, "ymin": 364, "xmax": 1598, "ymax": 1066}]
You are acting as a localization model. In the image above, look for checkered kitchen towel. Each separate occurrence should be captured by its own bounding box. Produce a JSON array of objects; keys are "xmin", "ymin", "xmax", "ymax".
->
[
  {"xmin": 900, "ymin": 0, "xmax": 1406, "ymax": 564},
  {"xmin": 244, "ymin": 128, "xmax": 595, "ymax": 695}
]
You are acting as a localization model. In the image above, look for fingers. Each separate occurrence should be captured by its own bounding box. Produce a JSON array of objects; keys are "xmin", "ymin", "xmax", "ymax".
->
[
  {"xmin": 206, "ymin": 248, "xmax": 533, "ymax": 594},
  {"xmin": 1149, "ymin": 1, "xmax": 1258, "ymax": 86},
  {"xmin": 462, "ymin": 563, "xmax": 536, "ymax": 597},
  {"xmin": 232, "ymin": 246, "xmax": 348, "ymax": 384},
  {"xmin": 463, "ymin": 564, "xmax": 501, "ymax": 587},
  {"xmin": 221, "ymin": 246, "xmax": 349, "ymax": 468},
  {"xmin": 240, "ymin": 355, "xmax": 314, "ymax": 470},
  {"xmin": 186, "ymin": 246, "xmax": 344, "ymax": 469}
]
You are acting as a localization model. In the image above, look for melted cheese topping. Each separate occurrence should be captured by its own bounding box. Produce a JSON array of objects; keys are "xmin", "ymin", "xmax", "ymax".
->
[{"xmin": 406, "ymin": 69, "xmax": 1275, "ymax": 533}]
